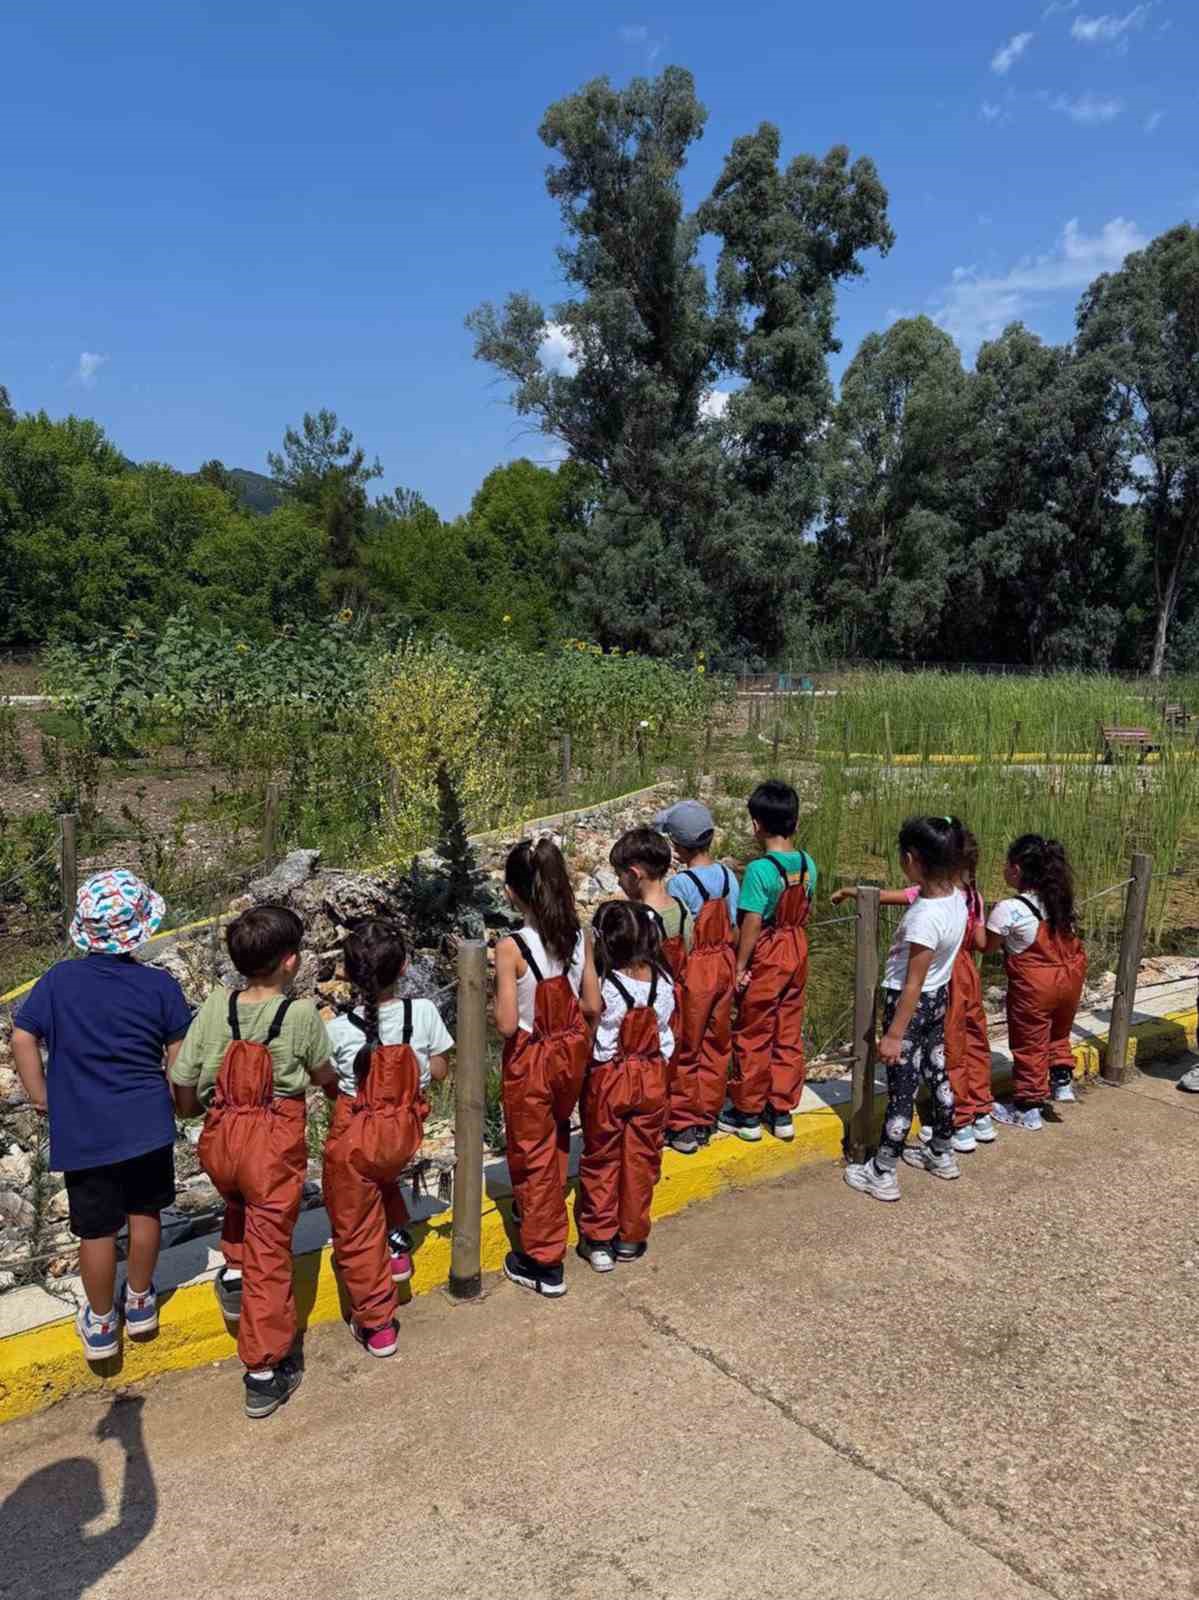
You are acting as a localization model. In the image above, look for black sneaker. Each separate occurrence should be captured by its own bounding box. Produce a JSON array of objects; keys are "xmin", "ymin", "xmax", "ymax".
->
[
  {"xmin": 716, "ymin": 1106, "xmax": 762, "ymax": 1143},
  {"xmin": 214, "ymin": 1267, "xmax": 243, "ymax": 1324},
  {"xmin": 666, "ymin": 1126, "xmax": 700, "ymax": 1156},
  {"xmin": 243, "ymin": 1356, "xmax": 302, "ymax": 1420},
  {"xmin": 614, "ymin": 1240, "xmax": 648, "ymax": 1263},
  {"xmin": 503, "ymin": 1250, "xmax": 566, "ymax": 1297},
  {"xmin": 576, "ymin": 1236, "xmax": 617, "ymax": 1273},
  {"xmin": 693, "ymin": 1124, "xmax": 714, "ymax": 1148},
  {"xmin": 763, "ymin": 1107, "xmax": 795, "ymax": 1142}
]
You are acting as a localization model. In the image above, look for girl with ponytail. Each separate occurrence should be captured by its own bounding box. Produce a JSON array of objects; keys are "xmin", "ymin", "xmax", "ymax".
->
[
  {"xmin": 494, "ymin": 837, "xmax": 601, "ymax": 1297},
  {"xmin": 323, "ymin": 920, "xmax": 452, "ymax": 1356},
  {"xmin": 987, "ymin": 835, "xmax": 1086, "ymax": 1129}
]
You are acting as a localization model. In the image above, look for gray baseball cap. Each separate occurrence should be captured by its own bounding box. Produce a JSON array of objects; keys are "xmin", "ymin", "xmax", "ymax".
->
[{"xmin": 653, "ymin": 800, "xmax": 715, "ymax": 848}]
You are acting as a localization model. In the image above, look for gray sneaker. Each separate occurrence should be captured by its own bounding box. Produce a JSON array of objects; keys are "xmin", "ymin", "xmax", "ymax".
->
[
  {"xmin": 1178, "ymin": 1064, "xmax": 1199, "ymax": 1093},
  {"xmin": 901, "ymin": 1145, "xmax": 961, "ymax": 1180},
  {"xmin": 843, "ymin": 1161, "xmax": 900, "ymax": 1202}
]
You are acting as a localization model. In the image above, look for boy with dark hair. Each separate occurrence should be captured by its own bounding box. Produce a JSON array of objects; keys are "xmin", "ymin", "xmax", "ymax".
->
[
  {"xmin": 719, "ymin": 780, "xmax": 818, "ymax": 1144},
  {"xmin": 609, "ymin": 827, "xmax": 693, "ymax": 974},
  {"xmin": 10, "ymin": 871, "xmax": 192, "ymax": 1361},
  {"xmin": 172, "ymin": 904, "xmax": 334, "ymax": 1419}
]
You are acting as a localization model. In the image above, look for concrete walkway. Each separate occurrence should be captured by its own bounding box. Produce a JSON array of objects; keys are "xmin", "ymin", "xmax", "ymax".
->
[{"xmin": 2, "ymin": 1054, "xmax": 1197, "ymax": 1600}]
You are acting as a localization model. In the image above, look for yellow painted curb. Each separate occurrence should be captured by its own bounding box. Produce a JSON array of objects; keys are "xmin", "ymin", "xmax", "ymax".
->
[{"xmin": 1, "ymin": 1004, "xmax": 1193, "ymax": 1426}]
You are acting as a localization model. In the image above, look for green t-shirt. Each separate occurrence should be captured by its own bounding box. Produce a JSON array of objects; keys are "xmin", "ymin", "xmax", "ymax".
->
[
  {"xmin": 171, "ymin": 988, "xmax": 332, "ymax": 1107},
  {"xmin": 739, "ymin": 850, "xmax": 818, "ymax": 923},
  {"xmin": 655, "ymin": 897, "xmax": 694, "ymax": 952}
]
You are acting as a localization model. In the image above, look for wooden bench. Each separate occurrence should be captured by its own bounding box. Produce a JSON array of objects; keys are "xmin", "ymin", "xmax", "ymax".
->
[
  {"xmin": 1098, "ymin": 724, "xmax": 1157, "ymax": 763},
  {"xmin": 1163, "ymin": 702, "xmax": 1196, "ymax": 734}
]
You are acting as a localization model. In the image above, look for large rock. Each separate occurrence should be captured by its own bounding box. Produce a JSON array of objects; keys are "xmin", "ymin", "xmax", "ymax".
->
[
  {"xmin": 248, "ymin": 849, "xmax": 322, "ymax": 902},
  {"xmin": 0, "ymin": 1145, "xmax": 33, "ymax": 1187}
]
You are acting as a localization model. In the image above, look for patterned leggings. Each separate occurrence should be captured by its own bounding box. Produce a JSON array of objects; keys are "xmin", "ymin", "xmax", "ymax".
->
[{"xmin": 875, "ymin": 986, "xmax": 954, "ymax": 1170}]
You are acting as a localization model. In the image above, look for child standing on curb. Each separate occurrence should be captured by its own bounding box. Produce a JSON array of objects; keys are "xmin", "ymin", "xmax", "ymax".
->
[
  {"xmin": 844, "ymin": 817, "xmax": 967, "ymax": 1203},
  {"xmin": 171, "ymin": 906, "xmax": 335, "ymax": 1419},
  {"xmin": 11, "ymin": 871, "xmax": 192, "ymax": 1361},
  {"xmin": 494, "ymin": 838, "xmax": 600, "ymax": 1299},
  {"xmin": 323, "ymin": 921, "xmax": 452, "ymax": 1358},
  {"xmin": 609, "ymin": 826, "xmax": 693, "ymax": 977},
  {"xmin": 721, "ymin": 781, "xmax": 816, "ymax": 1144},
  {"xmin": 576, "ymin": 901, "xmax": 675, "ymax": 1271},
  {"xmin": 987, "ymin": 834, "xmax": 1086, "ymax": 1130}
]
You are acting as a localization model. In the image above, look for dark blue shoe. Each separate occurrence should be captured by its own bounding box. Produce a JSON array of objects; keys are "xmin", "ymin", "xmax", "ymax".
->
[{"xmin": 76, "ymin": 1304, "xmax": 119, "ymax": 1360}]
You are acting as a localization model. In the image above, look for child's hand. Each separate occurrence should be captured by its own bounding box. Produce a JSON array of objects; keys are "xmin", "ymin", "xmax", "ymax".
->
[
  {"xmin": 735, "ymin": 969, "xmax": 751, "ymax": 994},
  {"xmin": 829, "ymin": 887, "xmax": 854, "ymax": 906},
  {"xmin": 877, "ymin": 1033, "xmax": 903, "ymax": 1066}
]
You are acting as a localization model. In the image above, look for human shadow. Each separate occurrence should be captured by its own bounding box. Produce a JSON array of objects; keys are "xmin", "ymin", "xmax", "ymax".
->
[{"xmin": 0, "ymin": 1394, "xmax": 156, "ymax": 1600}]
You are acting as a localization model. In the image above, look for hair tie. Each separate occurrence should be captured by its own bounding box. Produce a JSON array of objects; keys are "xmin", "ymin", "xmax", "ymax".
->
[{"xmin": 939, "ymin": 816, "xmax": 953, "ymax": 825}]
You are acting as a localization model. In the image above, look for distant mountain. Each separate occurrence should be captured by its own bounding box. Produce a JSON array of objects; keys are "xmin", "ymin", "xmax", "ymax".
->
[{"xmin": 227, "ymin": 469, "xmax": 283, "ymax": 516}]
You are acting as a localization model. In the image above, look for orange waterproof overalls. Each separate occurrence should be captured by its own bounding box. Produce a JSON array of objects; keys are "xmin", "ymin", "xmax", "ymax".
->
[
  {"xmin": 944, "ymin": 893, "xmax": 994, "ymax": 1126},
  {"xmin": 502, "ymin": 934, "xmax": 590, "ymax": 1267},
  {"xmin": 198, "ymin": 993, "xmax": 307, "ymax": 1371},
  {"xmin": 323, "ymin": 1002, "xmax": 428, "ymax": 1333},
  {"xmin": 731, "ymin": 854, "xmax": 811, "ymax": 1118},
  {"xmin": 1005, "ymin": 896, "xmax": 1087, "ymax": 1107},
  {"xmin": 669, "ymin": 868, "xmax": 736, "ymax": 1133},
  {"xmin": 577, "ymin": 969, "xmax": 671, "ymax": 1246}
]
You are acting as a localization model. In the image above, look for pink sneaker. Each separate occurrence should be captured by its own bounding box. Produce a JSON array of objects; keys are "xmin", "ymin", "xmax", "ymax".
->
[
  {"xmin": 352, "ymin": 1320, "xmax": 398, "ymax": 1358},
  {"xmin": 389, "ymin": 1230, "xmax": 413, "ymax": 1283}
]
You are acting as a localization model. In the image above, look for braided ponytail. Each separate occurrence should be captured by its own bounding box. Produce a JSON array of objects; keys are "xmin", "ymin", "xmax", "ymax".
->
[{"xmin": 343, "ymin": 920, "xmax": 408, "ymax": 1087}]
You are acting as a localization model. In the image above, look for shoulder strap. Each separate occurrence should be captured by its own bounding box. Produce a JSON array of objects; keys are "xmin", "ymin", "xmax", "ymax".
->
[
  {"xmin": 766, "ymin": 853, "xmax": 791, "ymax": 886},
  {"xmin": 226, "ymin": 989, "xmax": 241, "ymax": 1041},
  {"xmin": 670, "ymin": 895, "xmax": 690, "ymax": 926},
  {"xmin": 608, "ymin": 971, "xmax": 635, "ymax": 1009},
  {"xmin": 682, "ymin": 869, "xmax": 710, "ymax": 904},
  {"xmin": 648, "ymin": 966, "xmax": 659, "ymax": 1006},
  {"xmin": 511, "ymin": 932, "xmax": 543, "ymax": 983},
  {"xmin": 1015, "ymin": 895, "xmax": 1044, "ymax": 922},
  {"xmin": 265, "ymin": 996, "xmax": 293, "ymax": 1045},
  {"xmin": 721, "ymin": 866, "xmax": 730, "ymax": 898},
  {"xmin": 403, "ymin": 997, "xmax": 413, "ymax": 1045},
  {"xmin": 345, "ymin": 1011, "xmax": 366, "ymax": 1034}
]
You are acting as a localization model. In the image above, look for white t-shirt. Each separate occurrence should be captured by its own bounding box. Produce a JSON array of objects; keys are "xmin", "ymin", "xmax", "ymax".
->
[
  {"xmin": 593, "ymin": 973, "xmax": 677, "ymax": 1064},
  {"xmin": 512, "ymin": 926, "xmax": 586, "ymax": 1034},
  {"xmin": 327, "ymin": 998, "xmax": 454, "ymax": 1098},
  {"xmin": 987, "ymin": 892, "xmax": 1044, "ymax": 956},
  {"xmin": 883, "ymin": 890, "xmax": 968, "ymax": 992}
]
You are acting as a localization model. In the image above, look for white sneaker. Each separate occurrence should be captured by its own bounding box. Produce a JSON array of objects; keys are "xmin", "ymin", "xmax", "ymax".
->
[
  {"xmin": 901, "ymin": 1145, "xmax": 961, "ymax": 1180},
  {"xmin": 844, "ymin": 1160, "xmax": 900, "ymax": 1202},
  {"xmin": 992, "ymin": 1101, "xmax": 1043, "ymax": 1131},
  {"xmin": 921, "ymin": 1124, "xmax": 976, "ymax": 1154},
  {"xmin": 1051, "ymin": 1080, "xmax": 1076, "ymax": 1103},
  {"xmin": 972, "ymin": 1114, "xmax": 997, "ymax": 1143}
]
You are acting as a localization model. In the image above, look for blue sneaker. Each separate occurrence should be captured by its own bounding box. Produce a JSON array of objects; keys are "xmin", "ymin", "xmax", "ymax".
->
[
  {"xmin": 124, "ymin": 1283, "xmax": 158, "ymax": 1337},
  {"xmin": 972, "ymin": 1114, "xmax": 997, "ymax": 1143},
  {"xmin": 75, "ymin": 1304, "xmax": 119, "ymax": 1360},
  {"xmin": 992, "ymin": 1101, "xmax": 1043, "ymax": 1131}
]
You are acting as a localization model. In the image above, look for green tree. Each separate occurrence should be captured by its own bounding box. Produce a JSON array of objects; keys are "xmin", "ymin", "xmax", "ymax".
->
[{"xmin": 268, "ymin": 410, "xmax": 383, "ymax": 603}]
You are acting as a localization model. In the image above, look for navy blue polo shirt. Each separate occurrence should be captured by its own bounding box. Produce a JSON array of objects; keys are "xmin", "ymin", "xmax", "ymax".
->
[{"xmin": 13, "ymin": 954, "xmax": 192, "ymax": 1173}]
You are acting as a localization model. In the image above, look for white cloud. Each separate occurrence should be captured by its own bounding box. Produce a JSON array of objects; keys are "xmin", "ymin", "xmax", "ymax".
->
[
  {"xmin": 539, "ymin": 322, "xmax": 578, "ymax": 376},
  {"xmin": 980, "ymin": 100, "xmax": 1004, "ymax": 122},
  {"xmin": 618, "ymin": 23, "xmax": 648, "ymax": 42},
  {"xmin": 1044, "ymin": 90, "xmax": 1124, "ymax": 123},
  {"xmin": 991, "ymin": 31, "xmax": 1034, "ymax": 74},
  {"xmin": 74, "ymin": 351, "xmax": 108, "ymax": 388},
  {"xmin": 930, "ymin": 216, "xmax": 1148, "ymax": 355},
  {"xmin": 1043, "ymin": 0, "xmax": 1079, "ymax": 14},
  {"xmin": 1144, "ymin": 109, "xmax": 1165, "ymax": 133},
  {"xmin": 1071, "ymin": 6, "xmax": 1149, "ymax": 43},
  {"xmin": 699, "ymin": 389, "xmax": 731, "ymax": 422}
]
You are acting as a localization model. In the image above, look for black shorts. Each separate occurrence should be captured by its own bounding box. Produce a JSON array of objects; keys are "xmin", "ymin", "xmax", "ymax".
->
[{"xmin": 64, "ymin": 1143, "xmax": 177, "ymax": 1240}]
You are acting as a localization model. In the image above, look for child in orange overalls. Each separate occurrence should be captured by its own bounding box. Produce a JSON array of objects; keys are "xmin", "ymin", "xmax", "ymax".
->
[
  {"xmin": 323, "ymin": 922, "xmax": 452, "ymax": 1358},
  {"xmin": 576, "ymin": 901, "xmax": 676, "ymax": 1271},
  {"xmin": 721, "ymin": 781, "xmax": 816, "ymax": 1144},
  {"xmin": 987, "ymin": 834, "xmax": 1087, "ymax": 1132},
  {"xmin": 172, "ymin": 907, "xmax": 335, "ymax": 1420},
  {"xmin": 494, "ymin": 838, "xmax": 601, "ymax": 1298}
]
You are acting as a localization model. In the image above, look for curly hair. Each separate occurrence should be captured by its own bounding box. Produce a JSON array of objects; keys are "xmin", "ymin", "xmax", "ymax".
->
[{"xmin": 1007, "ymin": 834, "xmax": 1076, "ymax": 934}]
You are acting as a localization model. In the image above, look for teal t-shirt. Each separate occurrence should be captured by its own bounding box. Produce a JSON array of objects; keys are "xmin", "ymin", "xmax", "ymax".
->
[{"xmin": 739, "ymin": 850, "xmax": 818, "ymax": 923}]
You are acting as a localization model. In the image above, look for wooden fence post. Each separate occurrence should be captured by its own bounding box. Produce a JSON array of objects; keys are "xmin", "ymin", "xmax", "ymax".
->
[
  {"xmin": 771, "ymin": 714, "xmax": 781, "ymax": 765},
  {"xmin": 1102, "ymin": 852, "xmax": 1152, "ymax": 1086},
  {"xmin": 58, "ymin": 812, "xmax": 78, "ymax": 930},
  {"xmin": 1008, "ymin": 721, "xmax": 1021, "ymax": 764},
  {"xmin": 703, "ymin": 721, "xmax": 713, "ymax": 770},
  {"xmin": 262, "ymin": 783, "xmax": 279, "ymax": 866},
  {"xmin": 883, "ymin": 711, "xmax": 894, "ymax": 767},
  {"xmin": 559, "ymin": 732, "xmax": 572, "ymax": 805},
  {"xmin": 848, "ymin": 886, "xmax": 880, "ymax": 1160},
  {"xmin": 449, "ymin": 939, "xmax": 487, "ymax": 1299}
]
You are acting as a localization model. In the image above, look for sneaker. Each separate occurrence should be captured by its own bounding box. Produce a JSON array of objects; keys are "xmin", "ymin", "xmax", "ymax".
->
[
  {"xmin": 843, "ymin": 1160, "xmax": 900, "ymax": 1202},
  {"xmin": 693, "ymin": 1124, "xmax": 713, "ymax": 1148},
  {"xmin": 614, "ymin": 1240, "xmax": 647, "ymax": 1262},
  {"xmin": 576, "ymin": 1237, "xmax": 617, "ymax": 1273},
  {"xmin": 1178, "ymin": 1063, "xmax": 1199, "ymax": 1093},
  {"xmin": 243, "ymin": 1356, "xmax": 303, "ymax": 1420},
  {"xmin": 123, "ymin": 1283, "xmax": 158, "ymax": 1337},
  {"xmin": 1051, "ymin": 1080, "xmax": 1076, "ymax": 1103},
  {"xmin": 389, "ymin": 1229, "xmax": 414, "ymax": 1283},
  {"xmin": 993, "ymin": 1101, "xmax": 1043, "ymax": 1131},
  {"xmin": 717, "ymin": 1106, "xmax": 762, "ymax": 1142},
  {"xmin": 666, "ymin": 1126, "xmax": 700, "ymax": 1156},
  {"xmin": 75, "ymin": 1303, "xmax": 119, "ymax": 1360},
  {"xmin": 972, "ymin": 1114, "xmax": 997, "ymax": 1143},
  {"xmin": 919, "ymin": 1124, "xmax": 974, "ymax": 1153},
  {"xmin": 763, "ymin": 1107, "xmax": 795, "ymax": 1142},
  {"xmin": 214, "ymin": 1267, "xmax": 243, "ymax": 1323},
  {"xmin": 352, "ymin": 1319, "xmax": 399, "ymax": 1358},
  {"xmin": 901, "ymin": 1145, "xmax": 961, "ymax": 1180},
  {"xmin": 503, "ymin": 1250, "xmax": 566, "ymax": 1297}
]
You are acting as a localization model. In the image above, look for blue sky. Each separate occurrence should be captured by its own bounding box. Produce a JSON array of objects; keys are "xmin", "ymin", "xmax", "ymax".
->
[{"xmin": 3, "ymin": 1, "xmax": 1195, "ymax": 516}]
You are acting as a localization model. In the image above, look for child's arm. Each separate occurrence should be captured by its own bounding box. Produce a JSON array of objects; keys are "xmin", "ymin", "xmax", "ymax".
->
[
  {"xmin": 878, "ymin": 946, "xmax": 935, "ymax": 1065},
  {"xmin": 830, "ymin": 886, "xmax": 914, "ymax": 907},
  {"xmin": 493, "ymin": 938, "xmax": 520, "ymax": 1038},
  {"xmin": 308, "ymin": 1059, "xmax": 337, "ymax": 1091},
  {"xmin": 172, "ymin": 1081, "xmax": 203, "ymax": 1118},
  {"xmin": 579, "ymin": 930, "xmax": 602, "ymax": 1029},
  {"xmin": 428, "ymin": 1052, "xmax": 450, "ymax": 1083},
  {"xmin": 735, "ymin": 912, "xmax": 763, "ymax": 989},
  {"xmin": 984, "ymin": 930, "xmax": 1005, "ymax": 954},
  {"xmin": 10, "ymin": 1028, "xmax": 48, "ymax": 1114}
]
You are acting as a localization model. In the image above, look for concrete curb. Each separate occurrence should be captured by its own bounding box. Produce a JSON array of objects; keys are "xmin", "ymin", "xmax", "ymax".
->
[{"xmin": 2, "ymin": 1002, "xmax": 1193, "ymax": 1426}]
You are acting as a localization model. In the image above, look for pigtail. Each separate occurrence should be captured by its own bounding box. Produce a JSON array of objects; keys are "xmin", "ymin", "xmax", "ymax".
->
[{"xmin": 342, "ymin": 919, "xmax": 408, "ymax": 1087}]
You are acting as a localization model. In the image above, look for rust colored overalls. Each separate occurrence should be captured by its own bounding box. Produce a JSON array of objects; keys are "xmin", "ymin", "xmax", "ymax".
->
[
  {"xmin": 669, "ymin": 868, "xmax": 736, "ymax": 1133},
  {"xmin": 198, "ymin": 992, "xmax": 307, "ymax": 1371},
  {"xmin": 501, "ymin": 934, "xmax": 590, "ymax": 1267},
  {"xmin": 944, "ymin": 891, "xmax": 995, "ymax": 1126},
  {"xmin": 1005, "ymin": 896, "xmax": 1086, "ymax": 1107},
  {"xmin": 731, "ymin": 854, "xmax": 811, "ymax": 1118},
  {"xmin": 323, "ymin": 1002, "xmax": 428, "ymax": 1332}
]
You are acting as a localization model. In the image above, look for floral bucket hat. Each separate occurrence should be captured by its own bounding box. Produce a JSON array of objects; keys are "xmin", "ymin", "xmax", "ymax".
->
[{"xmin": 70, "ymin": 869, "xmax": 166, "ymax": 955}]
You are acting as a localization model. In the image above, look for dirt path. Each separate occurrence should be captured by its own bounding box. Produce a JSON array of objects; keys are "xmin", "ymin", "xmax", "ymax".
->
[{"xmin": 1, "ymin": 1057, "xmax": 1197, "ymax": 1600}]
